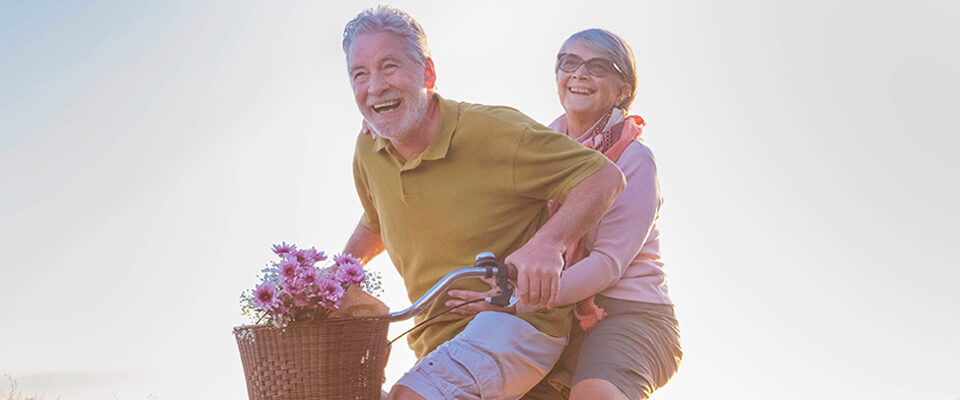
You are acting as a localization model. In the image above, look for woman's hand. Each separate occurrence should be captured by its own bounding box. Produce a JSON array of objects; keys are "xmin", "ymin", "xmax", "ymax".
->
[
  {"xmin": 445, "ymin": 277, "xmax": 544, "ymax": 315},
  {"xmin": 445, "ymin": 277, "xmax": 513, "ymax": 314}
]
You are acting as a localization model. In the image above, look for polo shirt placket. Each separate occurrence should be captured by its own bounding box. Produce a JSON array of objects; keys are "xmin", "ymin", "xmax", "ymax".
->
[{"xmin": 372, "ymin": 100, "xmax": 458, "ymax": 205}]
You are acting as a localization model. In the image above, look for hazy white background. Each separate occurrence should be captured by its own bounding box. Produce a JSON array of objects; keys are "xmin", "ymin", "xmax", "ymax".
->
[{"xmin": 1, "ymin": 1, "xmax": 958, "ymax": 399}]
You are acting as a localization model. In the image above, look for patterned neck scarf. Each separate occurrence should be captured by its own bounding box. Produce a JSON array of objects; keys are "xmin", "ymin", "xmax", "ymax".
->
[{"xmin": 549, "ymin": 108, "xmax": 642, "ymax": 163}]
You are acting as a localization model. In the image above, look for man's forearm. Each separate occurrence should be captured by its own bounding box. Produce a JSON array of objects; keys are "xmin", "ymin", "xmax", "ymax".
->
[
  {"xmin": 343, "ymin": 220, "xmax": 385, "ymax": 265},
  {"xmin": 533, "ymin": 161, "xmax": 625, "ymax": 249},
  {"xmin": 506, "ymin": 160, "xmax": 625, "ymax": 308}
]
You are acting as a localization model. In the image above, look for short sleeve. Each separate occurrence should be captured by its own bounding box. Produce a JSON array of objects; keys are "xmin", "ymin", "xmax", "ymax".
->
[
  {"xmin": 512, "ymin": 123, "xmax": 608, "ymax": 203},
  {"xmin": 353, "ymin": 150, "xmax": 381, "ymax": 234}
]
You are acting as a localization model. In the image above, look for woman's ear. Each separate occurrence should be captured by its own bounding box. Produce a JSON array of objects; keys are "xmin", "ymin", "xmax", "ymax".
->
[{"xmin": 619, "ymin": 83, "xmax": 632, "ymax": 105}]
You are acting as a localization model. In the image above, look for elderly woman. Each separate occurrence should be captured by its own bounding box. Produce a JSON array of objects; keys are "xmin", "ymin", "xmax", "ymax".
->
[{"xmin": 447, "ymin": 29, "xmax": 681, "ymax": 400}]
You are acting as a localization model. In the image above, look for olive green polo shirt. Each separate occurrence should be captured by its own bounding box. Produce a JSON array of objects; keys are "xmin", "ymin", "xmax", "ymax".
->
[{"xmin": 352, "ymin": 96, "xmax": 608, "ymax": 359}]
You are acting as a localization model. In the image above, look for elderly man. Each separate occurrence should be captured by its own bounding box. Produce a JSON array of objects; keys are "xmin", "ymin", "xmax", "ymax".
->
[{"xmin": 340, "ymin": 5, "xmax": 624, "ymax": 400}]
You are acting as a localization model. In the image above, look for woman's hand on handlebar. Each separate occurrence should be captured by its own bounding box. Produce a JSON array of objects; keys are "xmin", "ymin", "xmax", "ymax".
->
[
  {"xmin": 445, "ymin": 277, "xmax": 511, "ymax": 314},
  {"xmin": 445, "ymin": 277, "xmax": 541, "ymax": 315}
]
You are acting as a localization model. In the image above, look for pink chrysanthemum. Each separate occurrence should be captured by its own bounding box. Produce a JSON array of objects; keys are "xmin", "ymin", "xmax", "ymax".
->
[
  {"xmin": 279, "ymin": 258, "xmax": 299, "ymax": 282},
  {"xmin": 253, "ymin": 283, "xmax": 280, "ymax": 311},
  {"xmin": 335, "ymin": 262, "xmax": 366, "ymax": 284},
  {"xmin": 272, "ymin": 242, "xmax": 297, "ymax": 257},
  {"xmin": 316, "ymin": 278, "xmax": 345, "ymax": 305},
  {"xmin": 299, "ymin": 258, "xmax": 316, "ymax": 270},
  {"xmin": 299, "ymin": 266, "xmax": 320, "ymax": 285},
  {"xmin": 314, "ymin": 250, "xmax": 327, "ymax": 262},
  {"xmin": 282, "ymin": 278, "xmax": 303, "ymax": 295},
  {"xmin": 299, "ymin": 247, "xmax": 326, "ymax": 263},
  {"xmin": 333, "ymin": 253, "xmax": 361, "ymax": 266}
]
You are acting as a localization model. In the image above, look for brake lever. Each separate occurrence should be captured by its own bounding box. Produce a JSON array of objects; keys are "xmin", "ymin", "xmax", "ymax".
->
[{"xmin": 475, "ymin": 252, "xmax": 515, "ymax": 307}]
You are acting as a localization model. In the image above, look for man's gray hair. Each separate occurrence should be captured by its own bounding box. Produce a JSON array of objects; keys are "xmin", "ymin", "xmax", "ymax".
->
[
  {"xmin": 560, "ymin": 29, "xmax": 638, "ymax": 111},
  {"xmin": 342, "ymin": 5, "xmax": 431, "ymax": 65}
]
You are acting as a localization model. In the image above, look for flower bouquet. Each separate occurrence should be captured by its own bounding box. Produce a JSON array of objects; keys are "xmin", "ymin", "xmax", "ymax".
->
[{"xmin": 234, "ymin": 243, "xmax": 391, "ymax": 400}]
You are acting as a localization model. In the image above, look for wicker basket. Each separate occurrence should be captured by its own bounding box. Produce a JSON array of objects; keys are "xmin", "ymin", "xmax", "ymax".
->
[{"xmin": 235, "ymin": 317, "xmax": 391, "ymax": 400}]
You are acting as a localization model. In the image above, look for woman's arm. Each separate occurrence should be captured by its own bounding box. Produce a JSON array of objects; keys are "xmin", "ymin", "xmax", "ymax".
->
[{"xmin": 556, "ymin": 143, "xmax": 661, "ymax": 306}]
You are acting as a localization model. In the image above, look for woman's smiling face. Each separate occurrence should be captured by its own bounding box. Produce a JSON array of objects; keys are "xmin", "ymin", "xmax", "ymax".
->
[{"xmin": 556, "ymin": 40, "xmax": 630, "ymax": 122}]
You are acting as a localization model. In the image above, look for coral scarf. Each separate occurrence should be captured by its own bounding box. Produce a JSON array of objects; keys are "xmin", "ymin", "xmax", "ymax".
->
[{"xmin": 548, "ymin": 109, "xmax": 645, "ymax": 330}]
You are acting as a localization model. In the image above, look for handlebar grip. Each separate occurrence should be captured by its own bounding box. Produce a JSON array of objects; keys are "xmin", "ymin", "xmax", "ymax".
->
[
  {"xmin": 474, "ymin": 252, "xmax": 516, "ymax": 307},
  {"xmin": 504, "ymin": 263, "xmax": 518, "ymax": 281},
  {"xmin": 474, "ymin": 252, "xmax": 516, "ymax": 279}
]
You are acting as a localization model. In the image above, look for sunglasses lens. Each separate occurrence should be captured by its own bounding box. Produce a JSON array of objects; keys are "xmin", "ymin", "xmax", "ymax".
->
[
  {"xmin": 585, "ymin": 60, "xmax": 615, "ymax": 77},
  {"xmin": 558, "ymin": 54, "xmax": 584, "ymax": 73}
]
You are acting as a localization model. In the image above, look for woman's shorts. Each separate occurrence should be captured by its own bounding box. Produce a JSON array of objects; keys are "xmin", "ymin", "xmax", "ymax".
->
[{"xmin": 524, "ymin": 295, "xmax": 682, "ymax": 400}]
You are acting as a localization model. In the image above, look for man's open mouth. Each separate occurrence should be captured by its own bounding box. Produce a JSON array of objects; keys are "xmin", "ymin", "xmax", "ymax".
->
[{"xmin": 372, "ymin": 100, "xmax": 401, "ymax": 113}]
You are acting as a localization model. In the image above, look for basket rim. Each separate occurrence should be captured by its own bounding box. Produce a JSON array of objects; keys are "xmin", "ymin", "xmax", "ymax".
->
[{"xmin": 233, "ymin": 315, "xmax": 391, "ymax": 332}]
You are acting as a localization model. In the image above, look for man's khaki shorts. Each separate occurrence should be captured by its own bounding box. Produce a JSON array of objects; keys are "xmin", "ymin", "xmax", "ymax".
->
[{"xmin": 396, "ymin": 311, "xmax": 567, "ymax": 400}]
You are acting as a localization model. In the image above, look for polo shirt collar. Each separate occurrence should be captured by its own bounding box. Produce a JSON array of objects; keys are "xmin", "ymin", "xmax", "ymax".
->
[
  {"xmin": 373, "ymin": 135, "xmax": 389, "ymax": 152},
  {"xmin": 372, "ymin": 94, "xmax": 458, "ymax": 161},
  {"xmin": 422, "ymin": 95, "xmax": 458, "ymax": 161}
]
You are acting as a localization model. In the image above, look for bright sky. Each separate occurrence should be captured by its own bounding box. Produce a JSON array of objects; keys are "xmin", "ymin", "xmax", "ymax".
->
[{"xmin": 1, "ymin": 1, "xmax": 958, "ymax": 399}]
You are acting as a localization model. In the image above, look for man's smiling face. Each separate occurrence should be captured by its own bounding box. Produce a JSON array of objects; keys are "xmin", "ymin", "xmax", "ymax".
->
[{"xmin": 347, "ymin": 31, "xmax": 431, "ymax": 141}]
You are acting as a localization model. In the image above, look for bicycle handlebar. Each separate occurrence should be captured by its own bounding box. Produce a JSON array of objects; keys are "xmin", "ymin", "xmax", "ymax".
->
[{"xmin": 387, "ymin": 252, "xmax": 516, "ymax": 322}]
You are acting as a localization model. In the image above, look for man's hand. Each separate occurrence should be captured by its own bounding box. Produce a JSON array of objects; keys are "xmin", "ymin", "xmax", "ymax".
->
[
  {"xmin": 505, "ymin": 237, "xmax": 565, "ymax": 310},
  {"xmin": 503, "ymin": 161, "xmax": 624, "ymax": 310}
]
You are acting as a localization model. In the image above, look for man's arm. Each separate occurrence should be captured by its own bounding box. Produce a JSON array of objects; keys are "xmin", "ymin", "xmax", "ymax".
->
[
  {"xmin": 343, "ymin": 219, "xmax": 385, "ymax": 265},
  {"xmin": 506, "ymin": 160, "xmax": 625, "ymax": 309}
]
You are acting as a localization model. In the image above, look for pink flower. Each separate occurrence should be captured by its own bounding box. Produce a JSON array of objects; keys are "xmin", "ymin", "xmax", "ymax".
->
[
  {"xmin": 299, "ymin": 247, "xmax": 326, "ymax": 263},
  {"xmin": 282, "ymin": 278, "xmax": 304, "ymax": 295},
  {"xmin": 334, "ymin": 253, "xmax": 361, "ymax": 266},
  {"xmin": 253, "ymin": 283, "xmax": 280, "ymax": 311},
  {"xmin": 272, "ymin": 242, "xmax": 297, "ymax": 257},
  {"xmin": 294, "ymin": 249, "xmax": 308, "ymax": 263},
  {"xmin": 299, "ymin": 266, "xmax": 320, "ymax": 285},
  {"xmin": 335, "ymin": 262, "xmax": 366, "ymax": 284},
  {"xmin": 279, "ymin": 257, "xmax": 299, "ymax": 282},
  {"xmin": 299, "ymin": 257, "xmax": 316, "ymax": 269},
  {"xmin": 316, "ymin": 278, "xmax": 345, "ymax": 306},
  {"xmin": 314, "ymin": 250, "xmax": 327, "ymax": 262}
]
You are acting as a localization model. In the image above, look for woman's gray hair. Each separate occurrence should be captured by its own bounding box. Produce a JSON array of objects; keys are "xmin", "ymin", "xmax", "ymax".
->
[
  {"xmin": 342, "ymin": 5, "xmax": 431, "ymax": 66},
  {"xmin": 559, "ymin": 29, "xmax": 638, "ymax": 111}
]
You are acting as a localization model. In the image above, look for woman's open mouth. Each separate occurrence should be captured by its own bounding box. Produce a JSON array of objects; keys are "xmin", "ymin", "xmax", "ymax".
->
[{"xmin": 567, "ymin": 87, "xmax": 595, "ymax": 95}]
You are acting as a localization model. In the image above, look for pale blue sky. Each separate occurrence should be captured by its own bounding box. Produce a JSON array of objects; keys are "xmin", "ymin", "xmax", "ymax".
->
[{"xmin": 1, "ymin": 1, "xmax": 958, "ymax": 399}]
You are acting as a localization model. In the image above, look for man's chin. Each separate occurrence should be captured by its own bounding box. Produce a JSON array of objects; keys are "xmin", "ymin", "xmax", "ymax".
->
[
  {"xmin": 370, "ymin": 126, "xmax": 402, "ymax": 140},
  {"xmin": 369, "ymin": 119, "xmax": 413, "ymax": 139}
]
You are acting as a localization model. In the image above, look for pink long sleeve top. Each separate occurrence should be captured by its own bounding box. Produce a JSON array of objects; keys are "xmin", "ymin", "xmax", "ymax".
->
[{"xmin": 556, "ymin": 138, "xmax": 673, "ymax": 306}]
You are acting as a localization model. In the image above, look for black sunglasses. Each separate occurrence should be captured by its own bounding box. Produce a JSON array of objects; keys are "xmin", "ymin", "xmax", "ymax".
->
[{"xmin": 556, "ymin": 53, "xmax": 624, "ymax": 78}]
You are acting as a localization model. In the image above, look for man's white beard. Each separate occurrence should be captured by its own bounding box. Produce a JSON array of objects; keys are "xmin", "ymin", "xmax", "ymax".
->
[{"xmin": 371, "ymin": 91, "xmax": 430, "ymax": 141}]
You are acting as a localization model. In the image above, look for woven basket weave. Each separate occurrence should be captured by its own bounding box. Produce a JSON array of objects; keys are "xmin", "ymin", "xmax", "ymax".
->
[{"xmin": 235, "ymin": 317, "xmax": 391, "ymax": 400}]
